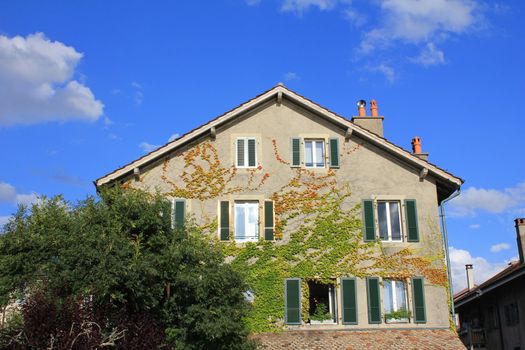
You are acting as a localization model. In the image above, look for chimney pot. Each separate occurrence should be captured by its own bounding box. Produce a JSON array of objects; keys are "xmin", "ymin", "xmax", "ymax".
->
[
  {"xmin": 515, "ymin": 218, "xmax": 525, "ymax": 264},
  {"xmin": 411, "ymin": 137, "xmax": 422, "ymax": 154},
  {"xmin": 465, "ymin": 264, "xmax": 475, "ymax": 291},
  {"xmin": 357, "ymin": 100, "xmax": 366, "ymax": 117},
  {"xmin": 370, "ymin": 99, "xmax": 379, "ymax": 117}
]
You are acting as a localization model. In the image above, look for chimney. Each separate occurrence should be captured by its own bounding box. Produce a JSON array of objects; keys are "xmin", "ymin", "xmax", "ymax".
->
[
  {"xmin": 411, "ymin": 137, "xmax": 429, "ymax": 161},
  {"xmin": 515, "ymin": 218, "xmax": 525, "ymax": 263},
  {"xmin": 465, "ymin": 264, "xmax": 475, "ymax": 290},
  {"xmin": 351, "ymin": 99, "xmax": 384, "ymax": 137}
]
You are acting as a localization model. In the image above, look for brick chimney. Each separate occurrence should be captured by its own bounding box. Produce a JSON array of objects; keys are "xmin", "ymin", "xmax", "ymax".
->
[
  {"xmin": 411, "ymin": 137, "xmax": 429, "ymax": 161},
  {"xmin": 515, "ymin": 218, "xmax": 525, "ymax": 264},
  {"xmin": 465, "ymin": 264, "xmax": 475, "ymax": 290},
  {"xmin": 351, "ymin": 99, "xmax": 384, "ymax": 137}
]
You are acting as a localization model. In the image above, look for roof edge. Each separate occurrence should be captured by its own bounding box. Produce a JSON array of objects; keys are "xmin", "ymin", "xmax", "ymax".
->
[{"xmin": 95, "ymin": 85, "xmax": 463, "ymax": 188}]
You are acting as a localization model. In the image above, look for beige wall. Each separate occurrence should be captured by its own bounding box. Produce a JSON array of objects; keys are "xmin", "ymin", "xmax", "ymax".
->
[{"xmin": 126, "ymin": 98, "xmax": 450, "ymax": 329}]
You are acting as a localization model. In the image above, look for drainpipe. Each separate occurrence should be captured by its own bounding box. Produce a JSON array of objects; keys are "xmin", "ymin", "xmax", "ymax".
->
[{"xmin": 439, "ymin": 188, "xmax": 461, "ymax": 323}]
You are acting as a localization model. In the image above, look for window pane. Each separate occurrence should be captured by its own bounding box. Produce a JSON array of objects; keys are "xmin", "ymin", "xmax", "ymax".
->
[
  {"xmin": 395, "ymin": 281, "xmax": 407, "ymax": 311},
  {"xmin": 237, "ymin": 139, "xmax": 245, "ymax": 167},
  {"xmin": 235, "ymin": 204, "xmax": 245, "ymax": 239},
  {"xmin": 378, "ymin": 202, "xmax": 388, "ymax": 240},
  {"xmin": 315, "ymin": 141, "xmax": 324, "ymax": 167},
  {"xmin": 246, "ymin": 203, "xmax": 258, "ymax": 239},
  {"xmin": 389, "ymin": 202, "xmax": 402, "ymax": 241},
  {"xmin": 383, "ymin": 280, "xmax": 393, "ymax": 313},
  {"xmin": 305, "ymin": 141, "xmax": 313, "ymax": 167}
]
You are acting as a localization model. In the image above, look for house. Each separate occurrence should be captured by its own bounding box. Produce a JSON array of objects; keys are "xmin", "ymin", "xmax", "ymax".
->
[
  {"xmin": 95, "ymin": 84, "xmax": 463, "ymax": 336},
  {"xmin": 454, "ymin": 218, "xmax": 525, "ymax": 350}
]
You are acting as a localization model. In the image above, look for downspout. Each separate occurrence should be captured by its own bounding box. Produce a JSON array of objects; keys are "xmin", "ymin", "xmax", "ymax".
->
[{"xmin": 439, "ymin": 188, "xmax": 461, "ymax": 325}]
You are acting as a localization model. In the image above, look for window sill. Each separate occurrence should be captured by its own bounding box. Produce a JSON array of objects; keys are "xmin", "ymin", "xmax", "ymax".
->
[
  {"xmin": 385, "ymin": 318, "xmax": 409, "ymax": 324},
  {"xmin": 309, "ymin": 320, "xmax": 336, "ymax": 325}
]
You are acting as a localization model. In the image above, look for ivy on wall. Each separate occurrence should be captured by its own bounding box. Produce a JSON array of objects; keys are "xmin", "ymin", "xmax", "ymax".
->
[{"xmin": 133, "ymin": 139, "xmax": 449, "ymax": 332}]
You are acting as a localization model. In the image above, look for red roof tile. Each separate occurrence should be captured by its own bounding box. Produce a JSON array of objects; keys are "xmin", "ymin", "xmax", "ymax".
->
[{"xmin": 252, "ymin": 329, "xmax": 465, "ymax": 349}]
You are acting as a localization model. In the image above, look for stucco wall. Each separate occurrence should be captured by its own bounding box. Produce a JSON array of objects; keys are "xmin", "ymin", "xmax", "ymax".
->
[{"xmin": 126, "ymin": 98, "xmax": 450, "ymax": 329}]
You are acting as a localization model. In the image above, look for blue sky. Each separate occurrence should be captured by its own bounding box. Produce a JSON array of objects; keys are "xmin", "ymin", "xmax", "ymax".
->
[{"xmin": 0, "ymin": 0, "xmax": 524, "ymax": 291}]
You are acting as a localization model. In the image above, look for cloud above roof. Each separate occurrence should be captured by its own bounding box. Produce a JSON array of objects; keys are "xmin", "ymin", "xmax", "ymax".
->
[{"xmin": 0, "ymin": 33, "xmax": 103, "ymax": 126}]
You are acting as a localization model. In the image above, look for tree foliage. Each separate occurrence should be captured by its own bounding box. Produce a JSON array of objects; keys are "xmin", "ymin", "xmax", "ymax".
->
[{"xmin": 0, "ymin": 188, "xmax": 255, "ymax": 349}]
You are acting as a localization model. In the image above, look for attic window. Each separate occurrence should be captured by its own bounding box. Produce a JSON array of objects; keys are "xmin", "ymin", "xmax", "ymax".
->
[
  {"xmin": 236, "ymin": 137, "xmax": 257, "ymax": 168},
  {"xmin": 304, "ymin": 140, "xmax": 325, "ymax": 168}
]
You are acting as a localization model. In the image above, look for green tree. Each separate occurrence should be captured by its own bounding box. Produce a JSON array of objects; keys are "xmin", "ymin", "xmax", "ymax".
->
[{"xmin": 0, "ymin": 188, "xmax": 255, "ymax": 349}]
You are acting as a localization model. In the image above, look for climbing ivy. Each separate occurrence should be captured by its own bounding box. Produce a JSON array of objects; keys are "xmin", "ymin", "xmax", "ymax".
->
[{"xmin": 133, "ymin": 139, "xmax": 448, "ymax": 332}]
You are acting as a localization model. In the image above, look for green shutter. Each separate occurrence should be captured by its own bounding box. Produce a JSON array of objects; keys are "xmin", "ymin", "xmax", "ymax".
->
[
  {"xmin": 367, "ymin": 277, "xmax": 381, "ymax": 324},
  {"xmin": 412, "ymin": 277, "xmax": 426, "ymax": 323},
  {"xmin": 248, "ymin": 139, "xmax": 256, "ymax": 167},
  {"xmin": 341, "ymin": 278, "xmax": 358, "ymax": 324},
  {"xmin": 264, "ymin": 201, "xmax": 274, "ymax": 241},
  {"xmin": 219, "ymin": 201, "xmax": 230, "ymax": 241},
  {"xmin": 405, "ymin": 199, "xmax": 419, "ymax": 242},
  {"xmin": 174, "ymin": 199, "xmax": 185, "ymax": 229},
  {"xmin": 285, "ymin": 278, "xmax": 301, "ymax": 325},
  {"xmin": 291, "ymin": 137, "xmax": 301, "ymax": 167},
  {"xmin": 236, "ymin": 139, "xmax": 245, "ymax": 167},
  {"xmin": 363, "ymin": 200, "xmax": 376, "ymax": 242},
  {"xmin": 329, "ymin": 138, "xmax": 340, "ymax": 168}
]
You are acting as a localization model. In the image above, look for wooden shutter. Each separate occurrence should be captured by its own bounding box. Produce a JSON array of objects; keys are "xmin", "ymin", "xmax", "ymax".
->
[
  {"xmin": 248, "ymin": 139, "xmax": 256, "ymax": 167},
  {"xmin": 264, "ymin": 201, "xmax": 274, "ymax": 241},
  {"xmin": 285, "ymin": 278, "xmax": 301, "ymax": 325},
  {"xmin": 367, "ymin": 277, "xmax": 381, "ymax": 324},
  {"xmin": 173, "ymin": 199, "xmax": 185, "ymax": 229},
  {"xmin": 291, "ymin": 137, "xmax": 301, "ymax": 167},
  {"xmin": 329, "ymin": 138, "xmax": 340, "ymax": 168},
  {"xmin": 412, "ymin": 277, "xmax": 426, "ymax": 323},
  {"xmin": 219, "ymin": 201, "xmax": 230, "ymax": 241},
  {"xmin": 405, "ymin": 199, "xmax": 419, "ymax": 242},
  {"xmin": 341, "ymin": 278, "xmax": 358, "ymax": 324},
  {"xmin": 362, "ymin": 200, "xmax": 376, "ymax": 242},
  {"xmin": 236, "ymin": 139, "xmax": 245, "ymax": 167}
]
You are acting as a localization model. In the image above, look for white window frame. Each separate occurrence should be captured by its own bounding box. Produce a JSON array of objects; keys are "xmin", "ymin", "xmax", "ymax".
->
[
  {"xmin": 234, "ymin": 201, "xmax": 259, "ymax": 242},
  {"xmin": 304, "ymin": 139, "xmax": 325, "ymax": 168},
  {"xmin": 383, "ymin": 280, "xmax": 408, "ymax": 314},
  {"xmin": 377, "ymin": 200, "xmax": 403, "ymax": 242},
  {"xmin": 236, "ymin": 137, "xmax": 257, "ymax": 169}
]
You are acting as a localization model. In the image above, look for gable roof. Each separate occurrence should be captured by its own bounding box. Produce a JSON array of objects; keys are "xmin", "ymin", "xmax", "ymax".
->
[
  {"xmin": 95, "ymin": 84, "xmax": 463, "ymax": 197},
  {"xmin": 454, "ymin": 260, "xmax": 525, "ymax": 308}
]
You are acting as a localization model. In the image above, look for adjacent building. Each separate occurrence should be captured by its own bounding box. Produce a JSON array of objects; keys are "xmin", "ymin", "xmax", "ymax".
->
[
  {"xmin": 454, "ymin": 219, "xmax": 525, "ymax": 350},
  {"xmin": 96, "ymin": 85, "xmax": 463, "ymax": 336}
]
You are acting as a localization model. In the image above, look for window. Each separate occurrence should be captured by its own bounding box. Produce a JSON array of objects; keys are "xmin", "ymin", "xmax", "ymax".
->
[
  {"xmin": 308, "ymin": 280, "xmax": 337, "ymax": 324},
  {"xmin": 236, "ymin": 137, "xmax": 257, "ymax": 168},
  {"xmin": 304, "ymin": 140, "xmax": 325, "ymax": 168},
  {"xmin": 234, "ymin": 201, "xmax": 259, "ymax": 242},
  {"xmin": 377, "ymin": 201, "xmax": 402, "ymax": 241},
  {"xmin": 383, "ymin": 280, "xmax": 408, "ymax": 322},
  {"xmin": 504, "ymin": 302, "xmax": 520, "ymax": 326}
]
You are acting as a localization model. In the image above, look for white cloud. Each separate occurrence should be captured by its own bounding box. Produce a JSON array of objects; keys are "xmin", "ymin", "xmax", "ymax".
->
[
  {"xmin": 490, "ymin": 243, "xmax": 511, "ymax": 253},
  {"xmin": 365, "ymin": 63, "xmax": 396, "ymax": 83},
  {"xmin": 168, "ymin": 133, "xmax": 180, "ymax": 142},
  {"xmin": 0, "ymin": 182, "xmax": 39, "ymax": 206},
  {"xmin": 0, "ymin": 33, "xmax": 103, "ymax": 126},
  {"xmin": 139, "ymin": 142, "xmax": 159, "ymax": 153},
  {"xmin": 131, "ymin": 81, "xmax": 143, "ymax": 105},
  {"xmin": 284, "ymin": 72, "xmax": 300, "ymax": 81},
  {"xmin": 449, "ymin": 181, "xmax": 525, "ymax": 217},
  {"xmin": 410, "ymin": 42, "xmax": 446, "ymax": 66},
  {"xmin": 0, "ymin": 215, "xmax": 12, "ymax": 228},
  {"xmin": 356, "ymin": 0, "xmax": 481, "ymax": 55},
  {"xmin": 450, "ymin": 246, "xmax": 507, "ymax": 292},
  {"xmin": 280, "ymin": 0, "xmax": 337, "ymax": 15},
  {"xmin": 469, "ymin": 224, "xmax": 480, "ymax": 229}
]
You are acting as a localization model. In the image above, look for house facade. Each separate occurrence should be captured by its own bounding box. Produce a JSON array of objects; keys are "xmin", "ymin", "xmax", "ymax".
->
[
  {"xmin": 454, "ymin": 218, "xmax": 525, "ymax": 350},
  {"xmin": 95, "ymin": 85, "xmax": 463, "ymax": 333}
]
